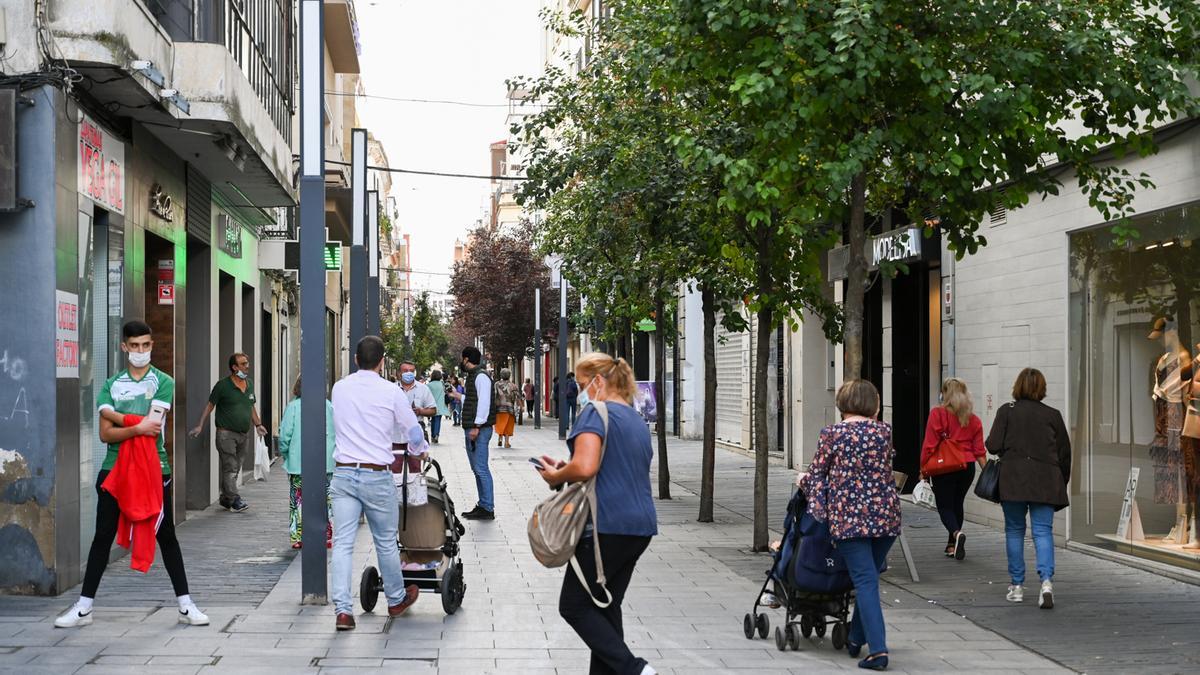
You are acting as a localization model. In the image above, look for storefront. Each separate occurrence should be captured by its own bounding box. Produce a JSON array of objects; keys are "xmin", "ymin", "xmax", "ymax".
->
[{"xmin": 1068, "ymin": 203, "xmax": 1200, "ymax": 571}]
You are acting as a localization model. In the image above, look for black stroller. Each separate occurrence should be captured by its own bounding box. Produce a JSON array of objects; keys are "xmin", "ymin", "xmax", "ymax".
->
[
  {"xmin": 359, "ymin": 455, "xmax": 467, "ymax": 615},
  {"xmin": 742, "ymin": 490, "xmax": 855, "ymax": 652}
]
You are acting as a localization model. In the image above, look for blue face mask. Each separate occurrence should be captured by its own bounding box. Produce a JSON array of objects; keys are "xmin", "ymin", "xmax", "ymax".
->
[
  {"xmin": 236, "ymin": 370, "xmax": 248, "ymax": 380},
  {"xmin": 577, "ymin": 378, "xmax": 593, "ymax": 408},
  {"xmin": 401, "ymin": 372, "xmax": 416, "ymax": 384}
]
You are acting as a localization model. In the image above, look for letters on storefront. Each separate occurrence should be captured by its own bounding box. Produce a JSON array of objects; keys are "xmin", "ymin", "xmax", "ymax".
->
[{"xmin": 77, "ymin": 115, "xmax": 125, "ymax": 214}]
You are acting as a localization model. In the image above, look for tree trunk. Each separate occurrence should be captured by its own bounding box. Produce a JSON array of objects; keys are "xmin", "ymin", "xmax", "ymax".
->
[
  {"xmin": 655, "ymin": 291, "xmax": 672, "ymax": 500},
  {"xmin": 752, "ymin": 302, "xmax": 773, "ymax": 551},
  {"xmin": 752, "ymin": 227, "xmax": 773, "ymax": 552},
  {"xmin": 843, "ymin": 171, "xmax": 869, "ymax": 380},
  {"xmin": 698, "ymin": 284, "xmax": 718, "ymax": 523}
]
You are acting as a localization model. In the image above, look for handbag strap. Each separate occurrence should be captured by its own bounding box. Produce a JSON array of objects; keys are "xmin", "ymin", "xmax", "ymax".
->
[{"xmin": 570, "ymin": 400, "xmax": 612, "ymax": 608}]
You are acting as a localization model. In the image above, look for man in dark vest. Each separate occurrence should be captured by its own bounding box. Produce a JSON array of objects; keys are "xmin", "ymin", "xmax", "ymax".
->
[{"xmin": 459, "ymin": 346, "xmax": 497, "ymax": 520}]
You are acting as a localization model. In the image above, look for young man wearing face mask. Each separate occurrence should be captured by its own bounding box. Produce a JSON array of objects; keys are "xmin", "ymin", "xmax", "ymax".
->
[
  {"xmin": 55, "ymin": 320, "xmax": 208, "ymax": 628},
  {"xmin": 189, "ymin": 352, "xmax": 266, "ymax": 512}
]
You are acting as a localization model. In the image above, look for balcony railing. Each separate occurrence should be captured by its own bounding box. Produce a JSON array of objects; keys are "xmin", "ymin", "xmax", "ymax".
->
[{"xmin": 146, "ymin": 1, "xmax": 294, "ymax": 144}]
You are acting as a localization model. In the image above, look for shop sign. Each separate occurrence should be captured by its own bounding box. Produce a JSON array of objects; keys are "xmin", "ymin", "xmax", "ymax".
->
[
  {"xmin": 149, "ymin": 183, "xmax": 174, "ymax": 221},
  {"xmin": 218, "ymin": 214, "xmax": 242, "ymax": 258},
  {"xmin": 157, "ymin": 259, "xmax": 175, "ymax": 306},
  {"xmin": 55, "ymin": 290, "xmax": 80, "ymax": 378},
  {"xmin": 107, "ymin": 262, "xmax": 123, "ymax": 317},
  {"xmin": 942, "ymin": 277, "xmax": 954, "ymax": 321},
  {"xmin": 78, "ymin": 115, "xmax": 125, "ymax": 214},
  {"xmin": 870, "ymin": 227, "xmax": 921, "ymax": 266}
]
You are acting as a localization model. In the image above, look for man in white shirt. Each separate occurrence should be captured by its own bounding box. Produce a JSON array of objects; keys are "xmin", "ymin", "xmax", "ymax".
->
[{"xmin": 329, "ymin": 336, "xmax": 426, "ymax": 630}]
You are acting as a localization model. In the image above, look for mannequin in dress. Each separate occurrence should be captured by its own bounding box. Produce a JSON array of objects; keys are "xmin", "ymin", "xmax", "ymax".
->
[
  {"xmin": 1180, "ymin": 341, "xmax": 1200, "ymax": 549},
  {"xmin": 1148, "ymin": 317, "xmax": 1191, "ymax": 544}
]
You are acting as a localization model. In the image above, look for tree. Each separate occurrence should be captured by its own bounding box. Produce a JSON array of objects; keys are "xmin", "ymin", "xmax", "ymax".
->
[
  {"xmin": 448, "ymin": 224, "xmax": 555, "ymax": 369},
  {"xmin": 514, "ymin": 9, "xmax": 742, "ymax": 502},
  {"xmin": 409, "ymin": 292, "xmax": 454, "ymax": 373},
  {"xmin": 735, "ymin": 0, "xmax": 1200, "ymax": 378}
]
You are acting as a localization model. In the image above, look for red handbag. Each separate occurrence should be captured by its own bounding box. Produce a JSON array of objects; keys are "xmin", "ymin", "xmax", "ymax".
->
[{"xmin": 922, "ymin": 409, "xmax": 969, "ymax": 477}]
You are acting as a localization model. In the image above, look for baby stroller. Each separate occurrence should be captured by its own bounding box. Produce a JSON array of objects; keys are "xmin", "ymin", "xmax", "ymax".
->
[
  {"xmin": 359, "ymin": 450, "xmax": 467, "ymax": 615},
  {"xmin": 742, "ymin": 489, "xmax": 855, "ymax": 652}
]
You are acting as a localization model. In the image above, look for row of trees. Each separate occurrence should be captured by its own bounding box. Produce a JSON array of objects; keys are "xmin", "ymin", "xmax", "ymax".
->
[{"xmin": 513, "ymin": 0, "xmax": 1200, "ymax": 549}]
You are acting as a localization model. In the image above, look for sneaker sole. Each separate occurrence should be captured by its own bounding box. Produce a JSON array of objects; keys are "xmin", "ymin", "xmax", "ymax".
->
[
  {"xmin": 1039, "ymin": 592, "xmax": 1053, "ymax": 609},
  {"xmin": 954, "ymin": 533, "xmax": 966, "ymax": 560},
  {"xmin": 178, "ymin": 616, "xmax": 210, "ymax": 626}
]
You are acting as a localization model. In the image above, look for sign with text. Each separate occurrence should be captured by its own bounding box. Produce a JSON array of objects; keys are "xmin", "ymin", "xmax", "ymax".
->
[
  {"xmin": 157, "ymin": 259, "xmax": 175, "ymax": 306},
  {"xmin": 77, "ymin": 115, "xmax": 125, "ymax": 214},
  {"xmin": 56, "ymin": 290, "xmax": 80, "ymax": 378}
]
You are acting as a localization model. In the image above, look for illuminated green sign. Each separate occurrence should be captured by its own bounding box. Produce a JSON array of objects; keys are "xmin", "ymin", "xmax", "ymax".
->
[{"xmin": 324, "ymin": 244, "xmax": 342, "ymax": 270}]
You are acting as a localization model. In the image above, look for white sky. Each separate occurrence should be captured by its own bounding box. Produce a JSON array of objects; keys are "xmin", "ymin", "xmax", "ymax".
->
[{"xmin": 355, "ymin": 0, "xmax": 544, "ymax": 295}]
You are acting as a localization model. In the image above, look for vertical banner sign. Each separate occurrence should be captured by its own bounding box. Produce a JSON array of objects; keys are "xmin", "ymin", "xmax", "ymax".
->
[
  {"xmin": 1116, "ymin": 467, "xmax": 1144, "ymax": 541},
  {"xmin": 56, "ymin": 291, "xmax": 80, "ymax": 378},
  {"xmin": 77, "ymin": 114, "xmax": 125, "ymax": 214},
  {"xmin": 157, "ymin": 259, "xmax": 175, "ymax": 305}
]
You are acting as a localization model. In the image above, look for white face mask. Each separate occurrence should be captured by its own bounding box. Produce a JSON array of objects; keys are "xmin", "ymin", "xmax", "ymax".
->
[{"xmin": 128, "ymin": 350, "xmax": 152, "ymax": 368}]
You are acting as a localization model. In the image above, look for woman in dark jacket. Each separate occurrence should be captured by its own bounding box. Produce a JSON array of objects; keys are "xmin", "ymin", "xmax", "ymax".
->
[{"xmin": 985, "ymin": 368, "xmax": 1071, "ymax": 610}]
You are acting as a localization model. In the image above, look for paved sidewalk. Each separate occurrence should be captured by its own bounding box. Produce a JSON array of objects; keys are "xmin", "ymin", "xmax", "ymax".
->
[{"xmin": 1, "ymin": 420, "xmax": 1073, "ymax": 674}]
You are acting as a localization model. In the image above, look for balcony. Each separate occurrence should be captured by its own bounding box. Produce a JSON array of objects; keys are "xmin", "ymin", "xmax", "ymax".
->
[
  {"xmin": 47, "ymin": 0, "xmax": 296, "ymax": 207},
  {"xmin": 324, "ymin": 0, "xmax": 361, "ymax": 74}
]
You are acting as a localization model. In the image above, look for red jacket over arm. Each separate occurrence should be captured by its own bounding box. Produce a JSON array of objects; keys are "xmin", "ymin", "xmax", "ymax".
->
[{"xmin": 100, "ymin": 415, "xmax": 165, "ymax": 573}]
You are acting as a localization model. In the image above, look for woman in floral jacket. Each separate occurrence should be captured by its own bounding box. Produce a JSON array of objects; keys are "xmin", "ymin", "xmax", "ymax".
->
[{"xmin": 798, "ymin": 379, "xmax": 901, "ymax": 671}]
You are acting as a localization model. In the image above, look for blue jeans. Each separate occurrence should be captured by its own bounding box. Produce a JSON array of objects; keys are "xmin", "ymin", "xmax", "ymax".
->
[
  {"xmin": 566, "ymin": 399, "xmax": 577, "ymax": 427},
  {"xmin": 430, "ymin": 414, "xmax": 442, "ymax": 440},
  {"xmin": 329, "ymin": 467, "xmax": 407, "ymax": 615},
  {"xmin": 465, "ymin": 425, "xmax": 495, "ymax": 512},
  {"xmin": 1001, "ymin": 501, "xmax": 1055, "ymax": 585},
  {"xmin": 839, "ymin": 536, "xmax": 895, "ymax": 655}
]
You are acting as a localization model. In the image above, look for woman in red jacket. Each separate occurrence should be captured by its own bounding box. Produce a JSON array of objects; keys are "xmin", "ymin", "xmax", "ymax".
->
[{"xmin": 921, "ymin": 378, "xmax": 987, "ymax": 560}]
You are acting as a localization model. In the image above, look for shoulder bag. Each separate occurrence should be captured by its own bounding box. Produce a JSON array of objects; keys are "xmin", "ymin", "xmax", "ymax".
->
[
  {"xmin": 527, "ymin": 401, "xmax": 612, "ymax": 608},
  {"xmin": 974, "ymin": 403, "xmax": 1011, "ymax": 503},
  {"xmin": 922, "ymin": 408, "xmax": 969, "ymax": 477}
]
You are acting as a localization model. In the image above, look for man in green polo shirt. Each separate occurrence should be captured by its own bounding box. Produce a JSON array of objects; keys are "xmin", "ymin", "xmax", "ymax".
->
[{"xmin": 189, "ymin": 352, "xmax": 266, "ymax": 512}]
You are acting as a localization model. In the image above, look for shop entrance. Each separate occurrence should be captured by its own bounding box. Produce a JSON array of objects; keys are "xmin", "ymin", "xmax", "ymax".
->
[
  {"xmin": 891, "ymin": 266, "xmax": 937, "ymax": 485},
  {"xmin": 144, "ymin": 232, "xmax": 176, "ymax": 475}
]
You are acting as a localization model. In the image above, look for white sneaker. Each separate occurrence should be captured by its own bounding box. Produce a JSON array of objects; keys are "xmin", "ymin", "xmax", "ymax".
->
[
  {"xmin": 640, "ymin": 665, "xmax": 657, "ymax": 675},
  {"xmin": 1038, "ymin": 580, "xmax": 1054, "ymax": 609},
  {"xmin": 178, "ymin": 603, "xmax": 210, "ymax": 626},
  {"xmin": 54, "ymin": 603, "xmax": 94, "ymax": 628},
  {"xmin": 1006, "ymin": 584, "xmax": 1024, "ymax": 603}
]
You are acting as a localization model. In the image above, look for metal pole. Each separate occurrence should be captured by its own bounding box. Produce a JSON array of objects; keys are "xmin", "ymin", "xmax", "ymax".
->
[
  {"xmin": 558, "ymin": 276, "xmax": 568, "ymax": 439},
  {"xmin": 534, "ymin": 288, "xmax": 541, "ymax": 429},
  {"xmin": 367, "ymin": 190, "xmax": 381, "ymax": 336},
  {"xmin": 298, "ymin": 0, "xmax": 327, "ymax": 604},
  {"xmin": 349, "ymin": 128, "xmax": 367, "ymax": 372}
]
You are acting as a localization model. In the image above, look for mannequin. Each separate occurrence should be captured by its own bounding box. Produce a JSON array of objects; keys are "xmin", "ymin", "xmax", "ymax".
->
[
  {"xmin": 1180, "ymin": 342, "xmax": 1200, "ymax": 549},
  {"xmin": 1147, "ymin": 317, "xmax": 1191, "ymax": 544}
]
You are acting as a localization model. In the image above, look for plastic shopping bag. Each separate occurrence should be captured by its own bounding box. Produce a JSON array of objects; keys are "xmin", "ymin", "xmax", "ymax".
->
[
  {"xmin": 253, "ymin": 435, "xmax": 270, "ymax": 481},
  {"xmin": 912, "ymin": 479, "xmax": 936, "ymax": 509}
]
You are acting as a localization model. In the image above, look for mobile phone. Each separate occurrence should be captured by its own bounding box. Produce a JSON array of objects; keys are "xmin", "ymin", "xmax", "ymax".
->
[
  {"xmin": 147, "ymin": 403, "xmax": 167, "ymax": 426},
  {"xmin": 528, "ymin": 457, "xmax": 544, "ymax": 470}
]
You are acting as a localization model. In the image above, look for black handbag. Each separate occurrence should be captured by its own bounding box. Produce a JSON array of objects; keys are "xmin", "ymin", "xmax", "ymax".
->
[{"xmin": 974, "ymin": 459, "xmax": 1001, "ymax": 503}]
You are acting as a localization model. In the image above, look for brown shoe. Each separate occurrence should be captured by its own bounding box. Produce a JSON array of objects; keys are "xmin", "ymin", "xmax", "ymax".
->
[
  {"xmin": 335, "ymin": 613, "xmax": 356, "ymax": 631},
  {"xmin": 388, "ymin": 585, "xmax": 420, "ymax": 617}
]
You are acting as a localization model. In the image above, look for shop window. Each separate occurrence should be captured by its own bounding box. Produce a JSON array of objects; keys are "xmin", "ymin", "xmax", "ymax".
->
[{"xmin": 1069, "ymin": 203, "xmax": 1200, "ymax": 570}]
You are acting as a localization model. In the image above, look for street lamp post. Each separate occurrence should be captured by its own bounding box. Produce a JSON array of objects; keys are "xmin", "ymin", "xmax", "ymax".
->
[
  {"xmin": 558, "ymin": 274, "xmax": 568, "ymax": 440},
  {"xmin": 349, "ymin": 128, "xmax": 367, "ymax": 372},
  {"xmin": 535, "ymin": 285, "xmax": 544, "ymax": 427},
  {"xmin": 298, "ymin": 0, "xmax": 327, "ymax": 604}
]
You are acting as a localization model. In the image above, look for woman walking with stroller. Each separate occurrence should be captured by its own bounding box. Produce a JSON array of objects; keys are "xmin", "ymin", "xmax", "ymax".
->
[
  {"xmin": 536, "ymin": 353, "xmax": 658, "ymax": 675},
  {"xmin": 987, "ymin": 368, "xmax": 1071, "ymax": 609},
  {"xmin": 920, "ymin": 378, "xmax": 987, "ymax": 560},
  {"xmin": 798, "ymin": 379, "xmax": 900, "ymax": 671}
]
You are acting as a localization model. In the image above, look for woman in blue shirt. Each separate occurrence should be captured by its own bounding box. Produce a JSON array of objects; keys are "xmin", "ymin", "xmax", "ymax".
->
[
  {"xmin": 537, "ymin": 353, "xmax": 657, "ymax": 675},
  {"xmin": 278, "ymin": 376, "xmax": 336, "ymax": 549}
]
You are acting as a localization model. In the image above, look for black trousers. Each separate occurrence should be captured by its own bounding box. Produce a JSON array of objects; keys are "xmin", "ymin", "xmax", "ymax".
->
[
  {"xmin": 81, "ymin": 470, "xmax": 190, "ymax": 598},
  {"xmin": 931, "ymin": 463, "xmax": 976, "ymax": 539},
  {"xmin": 559, "ymin": 534, "xmax": 652, "ymax": 675},
  {"xmin": 526, "ymin": 399, "xmax": 536, "ymax": 416}
]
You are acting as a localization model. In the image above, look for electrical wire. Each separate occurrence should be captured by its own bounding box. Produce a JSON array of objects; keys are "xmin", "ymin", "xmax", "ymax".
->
[
  {"xmin": 323, "ymin": 90, "xmax": 540, "ymax": 109},
  {"xmin": 324, "ymin": 158, "xmax": 528, "ymax": 181}
]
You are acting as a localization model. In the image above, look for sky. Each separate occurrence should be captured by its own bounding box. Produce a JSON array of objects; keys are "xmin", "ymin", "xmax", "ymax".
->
[{"xmin": 355, "ymin": 0, "xmax": 544, "ymax": 296}]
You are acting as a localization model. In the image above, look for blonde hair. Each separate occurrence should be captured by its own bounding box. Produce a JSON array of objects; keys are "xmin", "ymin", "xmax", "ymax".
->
[
  {"xmin": 575, "ymin": 352, "xmax": 636, "ymax": 404},
  {"xmin": 835, "ymin": 379, "xmax": 880, "ymax": 418},
  {"xmin": 941, "ymin": 378, "xmax": 973, "ymax": 426}
]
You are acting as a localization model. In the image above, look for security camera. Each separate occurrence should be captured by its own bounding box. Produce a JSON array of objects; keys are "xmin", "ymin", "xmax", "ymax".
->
[{"xmin": 160, "ymin": 89, "xmax": 178, "ymax": 98}]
